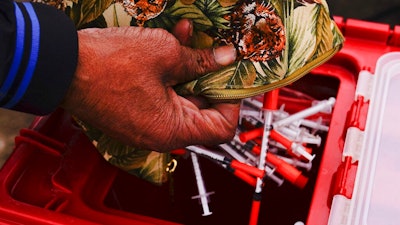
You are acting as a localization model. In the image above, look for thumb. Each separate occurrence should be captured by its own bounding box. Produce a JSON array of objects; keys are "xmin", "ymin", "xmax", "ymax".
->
[
  {"xmin": 169, "ymin": 45, "xmax": 237, "ymax": 84},
  {"xmin": 213, "ymin": 45, "xmax": 238, "ymax": 66}
]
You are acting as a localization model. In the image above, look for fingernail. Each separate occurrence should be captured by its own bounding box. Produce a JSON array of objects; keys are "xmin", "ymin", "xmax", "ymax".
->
[{"xmin": 213, "ymin": 45, "xmax": 237, "ymax": 66}]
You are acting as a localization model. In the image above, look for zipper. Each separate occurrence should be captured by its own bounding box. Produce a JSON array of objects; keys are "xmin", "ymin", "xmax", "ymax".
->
[{"xmin": 204, "ymin": 45, "xmax": 343, "ymax": 100}]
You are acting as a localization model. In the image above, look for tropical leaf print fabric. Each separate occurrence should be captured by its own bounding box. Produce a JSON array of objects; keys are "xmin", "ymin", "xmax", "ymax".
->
[{"xmin": 46, "ymin": 0, "xmax": 344, "ymax": 99}]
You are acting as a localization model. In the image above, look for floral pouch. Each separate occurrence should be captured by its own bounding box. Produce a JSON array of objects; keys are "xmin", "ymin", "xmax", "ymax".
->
[{"xmin": 34, "ymin": 0, "xmax": 344, "ymax": 185}]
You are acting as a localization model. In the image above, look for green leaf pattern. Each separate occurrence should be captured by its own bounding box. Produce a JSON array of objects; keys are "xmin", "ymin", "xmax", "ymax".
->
[
  {"xmin": 102, "ymin": 3, "xmax": 133, "ymax": 27},
  {"xmin": 227, "ymin": 61, "xmax": 257, "ymax": 88},
  {"xmin": 287, "ymin": 3, "xmax": 318, "ymax": 75},
  {"xmin": 74, "ymin": 118, "xmax": 168, "ymax": 185},
  {"xmin": 166, "ymin": 1, "xmax": 214, "ymax": 28},
  {"xmin": 64, "ymin": 0, "xmax": 114, "ymax": 28}
]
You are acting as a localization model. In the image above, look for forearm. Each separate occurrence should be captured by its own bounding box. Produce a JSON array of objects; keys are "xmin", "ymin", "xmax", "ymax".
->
[{"xmin": 0, "ymin": 0, "xmax": 78, "ymax": 115}]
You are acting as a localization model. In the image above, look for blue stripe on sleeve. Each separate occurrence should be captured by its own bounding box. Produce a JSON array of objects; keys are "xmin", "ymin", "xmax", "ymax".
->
[
  {"xmin": 3, "ymin": 2, "xmax": 40, "ymax": 109},
  {"xmin": 0, "ymin": 2, "xmax": 25, "ymax": 102}
]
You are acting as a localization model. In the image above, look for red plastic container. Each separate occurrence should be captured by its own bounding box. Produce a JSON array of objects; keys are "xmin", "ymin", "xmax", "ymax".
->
[
  {"xmin": 0, "ymin": 17, "xmax": 399, "ymax": 225},
  {"xmin": 0, "ymin": 111, "xmax": 182, "ymax": 225},
  {"xmin": 307, "ymin": 17, "xmax": 400, "ymax": 225}
]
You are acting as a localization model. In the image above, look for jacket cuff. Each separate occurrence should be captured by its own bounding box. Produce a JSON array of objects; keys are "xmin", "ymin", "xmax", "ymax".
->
[{"xmin": 3, "ymin": 2, "xmax": 78, "ymax": 115}]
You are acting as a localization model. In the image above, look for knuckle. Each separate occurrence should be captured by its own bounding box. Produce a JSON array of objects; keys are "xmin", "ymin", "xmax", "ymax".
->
[{"xmin": 194, "ymin": 49, "xmax": 220, "ymax": 74}]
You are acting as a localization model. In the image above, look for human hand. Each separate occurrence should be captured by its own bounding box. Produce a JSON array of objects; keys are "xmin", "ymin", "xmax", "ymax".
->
[{"xmin": 61, "ymin": 21, "xmax": 239, "ymax": 152}]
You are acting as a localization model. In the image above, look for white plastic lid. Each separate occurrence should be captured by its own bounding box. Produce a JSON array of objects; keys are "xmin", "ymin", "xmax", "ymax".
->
[{"xmin": 347, "ymin": 52, "xmax": 400, "ymax": 225}]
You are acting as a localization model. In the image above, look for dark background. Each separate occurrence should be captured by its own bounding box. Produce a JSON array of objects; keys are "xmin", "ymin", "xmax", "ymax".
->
[{"xmin": 329, "ymin": 0, "xmax": 400, "ymax": 27}]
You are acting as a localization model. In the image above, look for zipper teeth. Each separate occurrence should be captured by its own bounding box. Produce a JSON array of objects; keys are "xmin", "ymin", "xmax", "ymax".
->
[{"xmin": 206, "ymin": 45, "xmax": 343, "ymax": 100}]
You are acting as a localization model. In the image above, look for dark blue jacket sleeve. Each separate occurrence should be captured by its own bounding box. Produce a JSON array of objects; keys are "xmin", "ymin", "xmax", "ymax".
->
[{"xmin": 0, "ymin": 0, "xmax": 78, "ymax": 115}]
